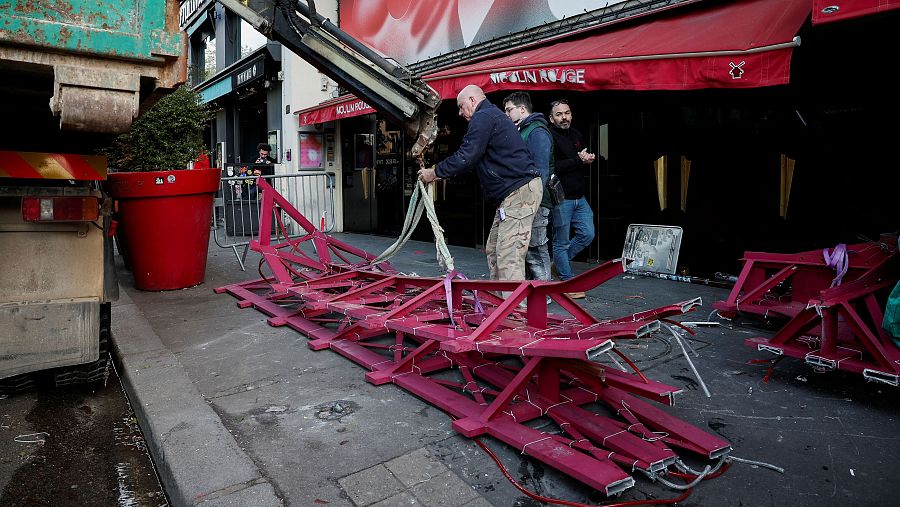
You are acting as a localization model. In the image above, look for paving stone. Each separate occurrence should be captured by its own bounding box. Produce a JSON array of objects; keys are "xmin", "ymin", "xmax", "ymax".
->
[
  {"xmin": 385, "ymin": 448, "xmax": 450, "ymax": 488},
  {"xmin": 409, "ymin": 470, "xmax": 478, "ymax": 506},
  {"xmin": 460, "ymin": 497, "xmax": 494, "ymax": 507},
  {"xmin": 200, "ymin": 482, "xmax": 283, "ymax": 507},
  {"xmin": 370, "ymin": 491, "xmax": 419, "ymax": 506},
  {"xmin": 337, "ymin": 464, "xmax": 405, "ymax": 506}
]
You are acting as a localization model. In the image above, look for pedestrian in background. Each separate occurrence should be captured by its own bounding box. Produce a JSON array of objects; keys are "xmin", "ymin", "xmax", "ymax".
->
[
  {"xmin": 548, "ymin": 99, "xmax": 597, "ymax": 298},
  {"xmin": 418, "ymin": 84, "xmax": 542, "ymax": 281},
  {"xmin": 256, "ymin": 143, "xmax": 276, "ymax": 164},
  {"xmin": 503, "ymin": 91, "xmax": 553, "ymax": 282}
]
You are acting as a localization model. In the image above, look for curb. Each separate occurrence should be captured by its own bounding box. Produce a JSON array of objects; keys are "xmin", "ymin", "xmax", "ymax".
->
[{"xmin": 111, "ymin": 288, "xmax": 283, "ymax": 507}]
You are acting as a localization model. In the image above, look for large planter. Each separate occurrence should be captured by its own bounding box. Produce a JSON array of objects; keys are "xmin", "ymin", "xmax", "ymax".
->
[{"xmin": 106, "ymin": 168, "xmax": 221, "ymax": 291}]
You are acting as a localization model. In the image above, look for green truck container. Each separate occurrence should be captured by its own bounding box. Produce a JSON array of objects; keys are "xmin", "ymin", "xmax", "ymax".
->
[
  {"xmin": 0, "ymin": 0, "xmax": 186, "ymax": 141},
  {"xmin": 0, "ymin": 0, "xmax": 186, "ymax": 387}
]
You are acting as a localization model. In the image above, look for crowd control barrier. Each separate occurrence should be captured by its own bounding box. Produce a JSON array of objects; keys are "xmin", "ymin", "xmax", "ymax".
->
[{"xmin": 213, "ymin": 171, "xmax": 336, "ymax": 269}]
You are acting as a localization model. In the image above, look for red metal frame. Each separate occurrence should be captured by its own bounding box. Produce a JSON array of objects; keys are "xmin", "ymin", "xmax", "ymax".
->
[
  {"xmin": 713, "ymin": 240, "xmax": 895, "ymax": 320},
  {"xmin": 216, "ymin": 180, "xmax": 730, "ymax": 495},
  {"xmin": 713, "ymin": 239, "xmax": 900, "ymax": 385}
]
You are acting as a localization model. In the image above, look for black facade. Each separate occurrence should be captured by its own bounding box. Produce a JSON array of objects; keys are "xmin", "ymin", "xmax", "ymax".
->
[{"xmin": 182, "ymin": 1, "xmax": 283, "ymax": 167}]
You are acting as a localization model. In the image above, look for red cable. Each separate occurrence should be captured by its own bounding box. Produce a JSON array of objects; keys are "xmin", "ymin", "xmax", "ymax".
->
[
  {"xmin": 473, "ymin": 437, "xmax": 691, "ymax": 507},
  {"xmin": 611, "ymin": 348, "xmax": 650, "ymax": 384}
]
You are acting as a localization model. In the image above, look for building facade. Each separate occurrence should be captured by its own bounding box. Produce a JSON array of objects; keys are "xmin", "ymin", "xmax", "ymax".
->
[
  {"xmin": 297, "ymin": 0, "xmax": 900, "ymax": 276},
  {"xmin": 180, "ymin": 0, "xmax": 346, "ymax": 227},
  {"xmin": 180, "ymin": 1, "xmax": 899, "ymax": 276}
]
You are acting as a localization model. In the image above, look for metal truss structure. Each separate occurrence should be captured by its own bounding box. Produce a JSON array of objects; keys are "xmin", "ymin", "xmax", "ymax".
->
[
  {"xmin": 714, "ymin": 239, "xmax": 900, "ymax": 385},
  {"xmin": 217, "ymin": 180, "xmax": 731, "ymax": 495}
]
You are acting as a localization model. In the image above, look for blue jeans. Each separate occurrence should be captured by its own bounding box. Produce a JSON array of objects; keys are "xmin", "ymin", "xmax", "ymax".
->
[{"xmin": 551, "ymin": 197, "xmax": 595, "ymax": 281}]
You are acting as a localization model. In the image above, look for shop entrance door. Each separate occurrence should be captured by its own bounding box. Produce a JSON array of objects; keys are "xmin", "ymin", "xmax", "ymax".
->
[
  {"xmin": 236, "ymin": 99, "xmax": 268, "ymax": 164},
  {"xmin": 341, "ymin": 117, "xmax": 403, "ymax": 236}
]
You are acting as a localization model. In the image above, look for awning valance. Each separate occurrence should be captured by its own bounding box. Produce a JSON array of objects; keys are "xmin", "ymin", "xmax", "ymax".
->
[
  {"xmin": 812, "ymin": 0, "xmax": 900, "ymax": 24},
  {"xmin": 297, "ymin": 96, "xmax": 375, "ymax": 126},
  {"xmin": 423, "ymin": 0, "xmax": 811, "ymax": 95}
]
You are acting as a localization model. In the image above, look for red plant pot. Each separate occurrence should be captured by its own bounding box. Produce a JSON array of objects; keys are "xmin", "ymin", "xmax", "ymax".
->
[{"xmin": 106, "ymin": 168, "xmax": 221, "ymax": 291}]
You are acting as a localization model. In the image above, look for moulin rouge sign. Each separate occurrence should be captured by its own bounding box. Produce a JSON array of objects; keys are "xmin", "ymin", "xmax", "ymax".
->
[
  {"xmin": 300, "ymin": 99, "xmax": 374, "ymax": 125},
  {"xmin": 489, "ymin": 67, "xmax": 586, "ymax": 86},
  {"xmin": 335, "ymin": 100, "xmax": 373, "ymax": 115}
]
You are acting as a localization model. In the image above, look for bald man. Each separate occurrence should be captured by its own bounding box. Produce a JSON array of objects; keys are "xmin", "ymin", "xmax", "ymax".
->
[{"xmin": 418, "ymin": 85, "xmax": 542, "ymax": 281}]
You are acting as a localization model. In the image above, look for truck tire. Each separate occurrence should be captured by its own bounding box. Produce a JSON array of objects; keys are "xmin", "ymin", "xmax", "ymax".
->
[
  {"xmin": 0, "ymin": 303, "xmax": 111, "ymax": 395},
  {"xmin": 53, "ymin": 302, "xmax": 112, "ymax": 388},
  {"xmin": 0, "ymin": 374, "xmax": 36, "ymax": 395}
]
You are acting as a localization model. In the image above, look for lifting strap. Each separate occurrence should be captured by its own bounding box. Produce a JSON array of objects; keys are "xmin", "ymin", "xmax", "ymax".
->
[{"xmin": 370, "ymin": 179, "xmax": 455, "ymax": 272}]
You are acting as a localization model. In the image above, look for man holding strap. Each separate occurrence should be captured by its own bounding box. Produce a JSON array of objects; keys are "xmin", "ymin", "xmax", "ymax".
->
[{"xmin": 418, "ymin": 85, "xmax": 542, "ymax": 281}]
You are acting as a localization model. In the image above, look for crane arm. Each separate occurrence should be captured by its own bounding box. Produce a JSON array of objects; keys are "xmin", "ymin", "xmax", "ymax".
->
[{"xmin": 218, "ymin": 0, "xmax": 440, "ymax": 158}]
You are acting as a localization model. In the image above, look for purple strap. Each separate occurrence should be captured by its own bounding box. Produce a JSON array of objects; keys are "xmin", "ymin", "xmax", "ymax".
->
[
  {"xmin": 444, "ymin": 270, "xmax": 484, "ymax": 327},
  {"xmin": 823, "ymin": 243, "xmax": 848, "ymax": 287}
]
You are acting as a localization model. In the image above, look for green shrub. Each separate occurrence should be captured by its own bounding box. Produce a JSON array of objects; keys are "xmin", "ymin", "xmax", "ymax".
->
[{"xmin": 104, "ymin": 87, "xmax": 211, "ymax": 171}]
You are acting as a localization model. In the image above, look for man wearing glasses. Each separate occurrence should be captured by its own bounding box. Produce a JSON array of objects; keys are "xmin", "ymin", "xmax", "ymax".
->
[
  {"xmin": 418, "ymin": 84, "xmax": 542, "ymax": 282},
  {"xmin": 548, "ymin": 99, "xmax": 596, "ymax": 298},
  {"xmin": 503, "ymin": 91, "xmax": 554, "ymax": 283}
]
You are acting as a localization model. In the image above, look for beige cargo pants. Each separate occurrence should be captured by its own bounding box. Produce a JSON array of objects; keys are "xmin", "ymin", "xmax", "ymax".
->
[{"xmin": 485, "ymin": 177, "xmax": 542, "ymax": 281}]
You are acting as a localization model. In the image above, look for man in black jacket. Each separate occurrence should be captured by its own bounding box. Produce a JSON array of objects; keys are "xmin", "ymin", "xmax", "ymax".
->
[
  {"xmin": 255, "ymin": 143, "xmax": 276, "ymax": 164},
  {"xmin": 419, "ymin": 84, "xmax": 542, "ymax": 281},
  {"xmin": 548, "ymin": 99, "xmax": 596, "ymax": 297}
]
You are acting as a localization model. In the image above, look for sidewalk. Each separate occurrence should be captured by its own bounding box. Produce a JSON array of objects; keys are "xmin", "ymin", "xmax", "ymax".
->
[{"xmin": 112, "ymin": 233, "xmax": 900, "ymax": 506}]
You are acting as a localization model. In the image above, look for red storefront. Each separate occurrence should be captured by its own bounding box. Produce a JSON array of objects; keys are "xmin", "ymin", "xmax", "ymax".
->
[{"xmin": 297, "ymin": 0, "xmax": 900, "ymax": 276}]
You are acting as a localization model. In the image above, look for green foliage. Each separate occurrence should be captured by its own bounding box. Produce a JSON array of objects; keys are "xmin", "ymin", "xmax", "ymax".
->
[{"xmin": 104, "ymin": 87, "xmax": 211, "ymax": 171}]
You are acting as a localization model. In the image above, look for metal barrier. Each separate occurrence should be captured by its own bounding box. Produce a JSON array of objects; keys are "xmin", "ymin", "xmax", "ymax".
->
[{"xmin": 213, "ymin": 172, "xmax": 336, "ymax": 269}]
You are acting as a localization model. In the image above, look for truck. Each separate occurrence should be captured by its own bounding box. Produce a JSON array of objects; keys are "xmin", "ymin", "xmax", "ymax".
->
[
  {"xmin": 0, "ymin": 0, "xmax": 440, "ymax": 390},
  {"xmin": 0, "ymin": 0, "xmax": 187, "ymax": 389}
]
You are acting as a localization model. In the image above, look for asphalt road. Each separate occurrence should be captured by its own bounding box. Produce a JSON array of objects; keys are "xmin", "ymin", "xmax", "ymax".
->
[{"xmin": 0, "ymin": 365, "xmax": 167, "ymax": 506}]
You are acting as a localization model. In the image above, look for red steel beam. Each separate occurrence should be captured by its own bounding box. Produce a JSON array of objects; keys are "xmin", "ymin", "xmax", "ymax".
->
[
  {"xmin": 216, "ymin": 179, "xmax": 731, "ymax": 495},
  {"xmin": 714, "ymin": 239, "xmax": 896, "ymax": 321},
  {"xmin": 740, "ymin": 246, "xmax": 900, "ymax": 385}
]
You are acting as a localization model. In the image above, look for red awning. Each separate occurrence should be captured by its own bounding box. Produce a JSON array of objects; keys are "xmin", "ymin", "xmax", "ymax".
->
[
  {"xmin": 812, "ymin": 0, "xmax": 900, "ymax": 24},
  {"xmin": 296, "ymin": 96, "xmax": 375, "ymax": 126},
  {"xmin": 424, "ymin": 0, "xmax": 811, "ymax": 96},
  {"xmin": 296, "ymin": 0, "xmax": 812, "ymax": 124}
]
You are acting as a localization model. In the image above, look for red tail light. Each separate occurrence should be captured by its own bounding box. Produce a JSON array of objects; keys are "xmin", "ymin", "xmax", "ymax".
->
[{"xmin": 21, "ymin": 196, "xmax": 100, "ymax": 222}]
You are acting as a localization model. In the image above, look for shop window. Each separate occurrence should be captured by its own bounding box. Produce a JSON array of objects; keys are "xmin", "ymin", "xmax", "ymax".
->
[
  {"xmin": 190, "ymin": 32, "xmax": 216, "ymax": 83},
  {"xmin": 202, "ymin": 33, "xmax": 217, "ymax": 81},
  {"xmin": 299, "ymin": 133, "xmax": 324, "ymax": 169},
  {"xmin": 188, "ymin": 29, "xmax": 218, "ymax": 86},
  {"xmin": 240, "ymin": 20, "xmax": 267, "ymax": 59}
]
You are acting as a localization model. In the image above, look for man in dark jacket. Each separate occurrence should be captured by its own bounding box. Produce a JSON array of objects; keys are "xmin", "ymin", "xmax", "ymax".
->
[
  {"xmin": 503, "ymin": 91, "xmax": 552, "ymax": 282},
  {"xmin": 418, "ymin": 84, "xmax": 542, "ymax": 281},
  {"xmin": 255, "ymin": 143, "xmax": 276, "ymax": 164},
  {"xmin": 548, "ymin": 99, "xmax": 596, "ymax": 297}
]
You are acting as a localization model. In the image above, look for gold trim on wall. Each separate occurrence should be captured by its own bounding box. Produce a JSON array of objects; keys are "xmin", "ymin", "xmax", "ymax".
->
[
  {"xmin": 680, "ymin": 156, "xmax": 691, "ymax": 212},
  {"xmin": 780, "ymin": 154, "xmax": 795, "ymax": 218},
  {"xmin": 654, "ymin": 155, "xmax": 668, "ymax": 211}
]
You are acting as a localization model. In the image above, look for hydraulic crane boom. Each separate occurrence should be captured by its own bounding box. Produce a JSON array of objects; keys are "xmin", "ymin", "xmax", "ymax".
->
[{"xmin": 219, "ymin": 0, "xmax": 440, "ymax": 159}]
